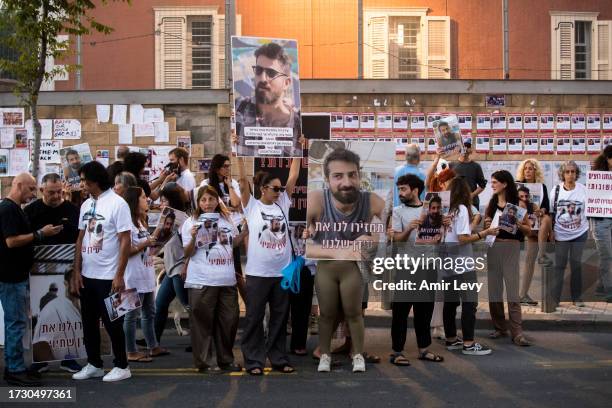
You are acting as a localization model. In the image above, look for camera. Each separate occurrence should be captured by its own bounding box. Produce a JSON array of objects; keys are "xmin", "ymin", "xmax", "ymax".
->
[{"xmin": 165, "ymin": 162, "xmax": 182, "ymax": 177}]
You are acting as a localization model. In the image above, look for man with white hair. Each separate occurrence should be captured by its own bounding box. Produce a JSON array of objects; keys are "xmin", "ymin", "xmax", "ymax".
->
[
  {"xmin": 0, "ymin": 173, "xmax": 62, "ymax": 386},
  {"xmin": 393, "ymin": 143, "xmax": 425, "ymax": 206}
]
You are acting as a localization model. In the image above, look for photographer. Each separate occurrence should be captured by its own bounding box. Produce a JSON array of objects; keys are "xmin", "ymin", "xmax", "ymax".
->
[{"xmin": 150, "ymin": 148, "xmax": 196, "ymax": 202}]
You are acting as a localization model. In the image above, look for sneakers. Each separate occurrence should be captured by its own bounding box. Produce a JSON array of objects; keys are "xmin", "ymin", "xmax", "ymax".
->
[
  {"xmin": 4, "ymin": 370, "xmax": 42, "ymax": 386},
  {"xmin": 318, "ymin": 354, "xmax": 331, "ymax": 372},
  {"xmin": 352, "ymin": 354, "xmax": 366, "ymax": 373},
  {"xmin": 520, "ymin": 295, "xmax": 538, "ymax": 306},
  {"xmin": 102, "ymin": 367, "xmax": 131, "ymax": 382},
  {"xmin": 445, "ymin": 338, "xmax": 464, "ymax": 350},
  {"xmin": 60, "ymin": 360, "xmax": 83, "ymax": 373},
  {"xmin": 462, "ymin": 342, "xmax": 492, "ymax": 356},
  {"xmin": 72, "ymin": 364, "xmax": 104, "ymax": 380}
]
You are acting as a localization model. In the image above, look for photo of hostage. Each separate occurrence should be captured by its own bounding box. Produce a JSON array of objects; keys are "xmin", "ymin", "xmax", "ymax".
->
[
  {"xmin": 63, "ymin": 149, "xmax": 82, "ymax": 191},
  {"xmin": 233, "ymin": 37, "xmax": 302, "ymax": 157},
  {"xmin": 306, "ymin": 146, "xmax": 386, "ymax": 260},
  {"xmin": 434, "ymin": 117, "xmax": 463, "ymax": 159},
  {"xmin": 498, "ymin": 204, "xmax": 520, "ymax": 234},
  {"xmin": 415, "ymin": 196, "xmax": 445, "ymax": 244}
]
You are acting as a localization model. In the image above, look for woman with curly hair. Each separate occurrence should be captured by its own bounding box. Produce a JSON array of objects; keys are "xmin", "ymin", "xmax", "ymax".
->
[{"xmin": 515, "ymin": 159, "xmax": 553, "ymax": 306}]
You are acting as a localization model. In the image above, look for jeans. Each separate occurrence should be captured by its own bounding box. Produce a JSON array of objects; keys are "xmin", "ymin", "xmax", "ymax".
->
[
  {"xmin": 553, "ymin": 231, "xmax": 588, "ymax": 303},
  {"xmin": 154, "ymin": 274, "xmax": 189, "ymax": 343},
  {"xmin": 591, "ymin": 218, "xmax": 612, "ymax": 293},
  {"xmin": 124, "ymin": 292, "xmax": 158, "ymax": 353},
  {"xmin": 0, "ymin": 281, "xmax": 28, "ymax": 373}
]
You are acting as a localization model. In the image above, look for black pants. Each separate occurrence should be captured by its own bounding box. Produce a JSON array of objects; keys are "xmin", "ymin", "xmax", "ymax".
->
[
  {"xmin": 289, "ymin": 269, "xmax": 314, "ymax": 351},
  {"xmin": 240, "ymin": 276, "xmax": 289, "ymax": 370},
  {"xmin": 233, "ymin": 246, "xmax": 243, "ymax": 276},
  {"xmin": 391, "ymin": 301, "xmax": 434, "ymax": 352},
  {"xmin": 443, "ymin": 271, "xmax": 478, "ymax": 342},
  {"xmin": 80, "ymin": 276, "xmax": 128, "ymax": 369}
]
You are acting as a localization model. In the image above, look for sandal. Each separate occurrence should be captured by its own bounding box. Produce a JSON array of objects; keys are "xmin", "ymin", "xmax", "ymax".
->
[
  {"xmin": 219, "ymin": 363, "xmax": 242, "ymax": 372},
  {"xmin": 389, "ymin": 353, "xmax": 411, "ymax": 366},
  {"xmin": 513, "ymin": 335, "xmax": 531, "ymax": 347},
  {"xmin": 363, "ymin": 352, "xmax": 381, "ymax": 364},
  {"xmin": 418, "ymin": 351, "xmax": 444, "ymax": 363},
  {"xmin": 272, "ymin": 364, "xmax": 295, "ymax": 374},
  {"xmin": 151, "ymin": 347, "xmax": 170, "ymax": 357},
  {"xmin": 128, "ymin": 352, "xmax": 153, "ymax": 363},
  {"xmin": 488, "ymin": 330, "xmax": 508, "ymax": 339},
  {"xmin": 247, "ymin": 367, "xmax": 263, "ymax": 376}
]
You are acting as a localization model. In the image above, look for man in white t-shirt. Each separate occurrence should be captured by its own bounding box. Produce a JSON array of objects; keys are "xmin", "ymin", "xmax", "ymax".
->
[
  {"xmin": 69, "ymin": 161, "xmax": 132, "ymax": 383},
  {"xmin": 388, "ymin": 174, "xmax": 443, "ymax": 365},
  {"xmin": 167, "ymin": 147, "xmax": 196, "ymax": 193}
]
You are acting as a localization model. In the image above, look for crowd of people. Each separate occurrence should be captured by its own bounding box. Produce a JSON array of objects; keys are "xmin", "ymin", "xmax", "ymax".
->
[{"xmin": 0, "ymin": 141, "xmax": 610, "ymax": 385}]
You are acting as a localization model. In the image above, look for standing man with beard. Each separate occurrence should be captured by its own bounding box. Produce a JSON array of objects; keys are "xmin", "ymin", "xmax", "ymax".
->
[
  {"xmin": 306, "ymin": 147, "xmax": 385, "ymax": 373},
  {"xmin": 235, "ymin": 42, "xmax": 301, "ymax": 157}
]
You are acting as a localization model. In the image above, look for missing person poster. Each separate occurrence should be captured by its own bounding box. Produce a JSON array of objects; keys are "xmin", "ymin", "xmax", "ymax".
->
[
  {"xmin": 572, "ymin": 135, "xmax": 586, "ymax": 154},
  {"xmin": 60, "ymin": 143, "xmax": 92, "ymax": 189},
  {"xmin": 475, "ymin": 134, "xmax": 490, "ymax": 153},
  {"xmin": 571, "ymin": 113, "xmax": 586, "ymax": 131},
  {"xmin": 331, "ymin": 112, "xmax": 344, "ymax": 130},
  {"xmin": 508, "ymin": 135, "xmax": 523, "ymax": 153},
  {"xmin": 507, "ymin": 114, "xmax": 523, "ymax": 132},
  {"xmin": 556, "ymin": 134, "xmax": 572, "ymax": 154},
  {"xmin": 105, "ymin": 289, "xmax": 141, "ymax": 322},
  {"xmin": 392, "ymin": 112, "xmax": 408, "ymax": 132},
  {"xmin": 427, "ymin": 113, "xmax": 442, "ymax": 129},
  {"xmin": 540, "ymin": 113, "xmax": 555, "ymax": 131},
  {"xmin": 476, "ymin": 114, "xmax": 491, "ymax": 131},
  {"xmin": 150, "ymin": 206, "xmax": 188, "ymax": 256},
  {"xmin": 433, "ymin": 115, "xmax": 463, "ymax": 159},
  {"xmin": 498, "ymin": 203, "xmax": 527, "ymax": 235},
  {"xmin": 457, "ymin": 113, "xmax": 473, "ymax": 131},
  {"xmin": 306, "ymin": 140, "xmax": 394, "ymax": 260},
  {"xmin": 587, "ymin": 134, "xmax": 602, "ymax": 153},
  {"xmin": 516, "ymin": 182, "xmax": 544, "ymax": 207},
  {"xmin": 587, "ymin": 114, "xmax": 601, "ymax": 132},
  {"xmin": 410, "ymin": 133, "xmax": 426, "ymax": 152},
  {"xmin": 524, "ymin": 114, "xmax": 539, "ymax": 131},
  {"xmin": 492, "ymin": 113, "xmax": 507, "ymax": 131},
  {"xmin": 523, "ymin": 134, "xmax": 539, "ymax": 154},
  {"xmin": 29, "ymin": 245, "xmax": 109, "ymax": 363},
  {"xmin": 360, "ymin": 113, "xmax": 375, "ymax": 132},
  {"xmin": 556, "ymin": 113, "xmax": 571, "ymax": 132},
  {"xmin": 539, "ymin": 134, "xmax": 555, "ymax": 154},
  {"xmin": 603, "ymin": 114, "xmax": 612, "ymax": 130},
  {"xmin": 410, "ymin": 113, "xmax": 426, "ymax": 130},
  {"xmin": 395, "ymin": 137, "xmax": 409, "ymax": 156},
  {"xmin": 232, "ymin": 36, "xmax": 302, "ymax": 157},
  {"xmin": 586, "ymin": 171, "xmax": 612, "ymax": 218},
  {"xmin": 416, "ymin": 191, "xmax": 450, "ymax": 244},
  {"xmin": 492, "ymin": 133, "xmax": 507, "ymax": 154},
  {"xmin": 376, "ymin": 112, "xmax": 393, "ymax": 132}
]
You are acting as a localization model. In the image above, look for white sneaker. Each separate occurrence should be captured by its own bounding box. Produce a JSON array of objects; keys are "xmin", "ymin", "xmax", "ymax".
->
[
  {"xmin": 72, "ymin": 364, "xmax": 104, "ymax": 380},
  {"xmin": 318, "ymin": 354, "xmax": 331, "ymax": 372},
  {"xmin": 352, "ymin": 354, "xmax": 366, "ymax": 373},
  {"xmin": 102, "ymin": 367, "xmax": 131, "ymax": 382}
]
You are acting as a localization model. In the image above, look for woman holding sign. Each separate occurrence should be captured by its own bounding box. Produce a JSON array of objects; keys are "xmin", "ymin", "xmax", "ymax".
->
[
  {"xmin": 181, "ymin": 186, "xmax": 246, "ymax": 372},
  {"xmin": 236, "ymin": 155, "xmax": 301, "ymax": 375},
  {"xmin": 551, "ymin": 161, "xmax": 589, "ymax": 307},
  {"xmin": 484, "ymin": 170, "xmax": 532, "ymax": 347}
]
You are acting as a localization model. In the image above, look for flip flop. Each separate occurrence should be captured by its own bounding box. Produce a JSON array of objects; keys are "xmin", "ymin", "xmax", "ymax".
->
[
  {"xmin": 247, "ymin": 367, "xmax": 263, "ymax": 376},
  {"xmin": 363, "ymin": 352, "xmax": 381, "ymax": 364},
  {"xmin": 128, "ymin": 353, "xmax": 153, "ymax": 363},
  {"xmin": 272, "ymin": 364, "xmax": 295, "ymax": 374},
  {"xmin": 389, "ymin": 353, "xmax": 411, "ymax": 366},
  {"xmin": 513, "ymin": 335, "xmax": 531, "ymax": 347},
  {"xmin": 418, "ymin": 351, "xmax": 444, "ymax": 363},
  {"xmin": 151, "ymin": 348, "xmax": 170, "ymax": 357}
]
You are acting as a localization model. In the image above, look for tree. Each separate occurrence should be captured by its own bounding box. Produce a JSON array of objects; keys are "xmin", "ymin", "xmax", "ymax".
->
[{"xmin": 0, "ymin": 1, "xmax": 128, "ymax": 178}]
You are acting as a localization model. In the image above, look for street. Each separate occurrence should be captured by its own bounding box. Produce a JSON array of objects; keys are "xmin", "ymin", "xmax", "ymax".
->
[{"xmin": 12, "ymin": 327, "xmax": 611, "ymax": 408}]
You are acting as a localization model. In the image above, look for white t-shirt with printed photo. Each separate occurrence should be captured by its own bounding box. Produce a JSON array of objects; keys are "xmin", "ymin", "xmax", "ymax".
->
[
  {"xmin": 125, "ymin": 223, "xmax": 156, "ymax": 293},
  {"xmin": 199, "ymin": 178, "xmax": 244, "ymax": 226},
  {"xmin": 553, "ymin": 182, "xmax": 589, "ymax": 241},
  {"xmin": 244, "ymin": 192, "xmax": 292, "ymax": 277},
  {"xmin": 79, "ymin": 189, "xmax": 132, "ymax": 280},
  {"xmin": 181, "ymin": 215, "xmax": 237, "ymax": 287},
  {"xmin": 392, "ymin": 204, "xmax": 423, "ymax": 243}
]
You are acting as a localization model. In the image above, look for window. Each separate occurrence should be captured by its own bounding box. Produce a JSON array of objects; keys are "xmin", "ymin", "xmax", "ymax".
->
[
  {"xmin": 154, "ymin": 7, "xmax": 240, "ymax": 89},
  {"xmin": 550, "ymin": 11, "xmax": 611, "ymax": 80},
  {"xmin": 189, "ymin": 17, "xmax": 212, "ymax": 89},
  {"xmin": 364, "ymin": 9, "xmax": 450, "ymax": 79}
]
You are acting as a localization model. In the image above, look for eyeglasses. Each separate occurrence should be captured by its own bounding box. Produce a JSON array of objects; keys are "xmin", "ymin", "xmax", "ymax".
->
[
  {"xmin": 265, "ymin": 185, "xmax": 286, "ymax": 193},
  {"xmin": 252, "ymin": 65, "xmax": 287, "ymax": 79}
]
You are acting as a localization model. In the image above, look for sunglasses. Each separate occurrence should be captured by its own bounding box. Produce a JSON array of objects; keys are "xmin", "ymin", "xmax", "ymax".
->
[
  {"xmin": 252, "ymin": 65, "xmax": 287, "ymax": 79},
  {"xmin": 265, "ymin": 185, "xmax": 286, "ymax": 193}
]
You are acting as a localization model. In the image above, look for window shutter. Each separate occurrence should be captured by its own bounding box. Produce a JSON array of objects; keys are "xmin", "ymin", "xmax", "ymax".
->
[
  {"xmin": 366, "ymin": 15, "xmax": 389, "ymax": 78},
  {"xmin": 423, "ymin": 16, "xmax": 450, "ymax": 79},
  {"xmin": 553, "ymin": 21, "xmax": 575, "ymax": 80},
  {"xmin": 161, "ymin": 17, "xmax": 186, "ymax": 88},
  {"xmin": 593, "ymin": 21, "xmax": 612, "ymax": 80},
  {"xmin": 215, "ymin": 15, "xmax": 225, "ymax": 88}
]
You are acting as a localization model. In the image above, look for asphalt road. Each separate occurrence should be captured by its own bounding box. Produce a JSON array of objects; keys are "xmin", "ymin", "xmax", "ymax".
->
[{"xmin": 4, "ymin": 327, "xmax": 610, "ymax": 408}]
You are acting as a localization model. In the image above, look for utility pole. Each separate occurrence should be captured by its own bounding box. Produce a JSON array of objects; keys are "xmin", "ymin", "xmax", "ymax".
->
[
  {"xmin": 225, "ymin": 0, "xmax": 235, "ymax": 89},
  {"xmin": 502, "ymin": 0, "xmax": 509, "ymax": 79},
  {"xmin": 358, "ymin": 0, "xmax": 363, "ymax": 79}
]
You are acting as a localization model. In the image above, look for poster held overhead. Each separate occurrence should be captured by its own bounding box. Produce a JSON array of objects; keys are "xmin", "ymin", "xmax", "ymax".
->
[
  {"xmin": 232, "ymin": 36, "xmax": 302, "ymax": 158},
  {"xmin": 433, "ymin": 115, "xmax": 463, "ymax": 160}
]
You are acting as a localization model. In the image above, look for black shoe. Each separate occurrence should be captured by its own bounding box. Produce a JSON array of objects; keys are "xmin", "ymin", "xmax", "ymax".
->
[
  {"xmin": 136, "ymin": 338, "xmax": 147, "ymax": 347},
  {"xmin": 185, "ymin": 346, "xmax": 192, "ymax": 352},
  {"xmin": 4, "ymin": 371, "xmax": 42, "ymax": 386},
  {"xmin": 26, "ymin": 369, "xmax": 42, "ymax": 379}
]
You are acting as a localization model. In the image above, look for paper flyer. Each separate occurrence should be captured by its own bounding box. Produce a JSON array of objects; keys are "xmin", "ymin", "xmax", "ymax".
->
[
  {"xmin": 523, "ymin": 134, "xmax": 539, "ymax": 154},
  {"xmin": 539, "ymin": 113, "xmax": 555, "ymax": 131},
  {"xmin": 556, "ymin": 113, "xmax": 571, "ymax": 132},
  {"xmin": 571, "ymin": 135, "xmax": 586, "ymax": 154},
  {"xmin": 112, "ymin": 104, "xmax": 128, "ymax": 125},
  {"xmin": 603, "ymin": 114, "xmax": 612, "ymax": 130},
  {"xmin": 104, "ymin": 289, "xmax": 141, "ymax": 322},
  {"xmin": 0, "ymin": 107, "xmax": 25, "ymax": 127},
  {"xmin": 25, "ymin": 119, "xmax": 53, "ymax": 140},
  {"xmin": 410, "ymin": 134, "xmax": 426, "ymax": 152},
  {"xmin": 571, "ymin": 113, "xmax": 586, "ymax": 131},
  {"xmin": 491, "ymin": 113, "xmax": 507, "ymax": 131},
  {"xmin": 330, "ymin": 112, "xmax": 344, "ymax": 130},
  {"xmin": 457, "ymin": 113, "xmax": 473, "ymax": 130},
  {"xmin": 523, "ymin": 114, "xmax": 539, "ymax": 131},
  {"xmin": 475, "ymin": 134, "xmax": 490, "ymax": 153},
  {"xmin": 507, "ymin": 114, "xmax": 523, "ymax": 132},
  {"xmin": 359, "ymin": 113, "xmax": 375, "ymax": 132},
  {"xmin": 427, "ymin": 113, "xmax": 442, "ymax": 129},
  {"xmin": 539, "ymin": 134, "xmax": 555, "ymax": 154},
  {"xmin": 556, "ymin": 134, "xmax": 572, "ymax": 154},
  {"xmin": 343, "ymin": 113, "xmax": 359, "ymax": 131},
  {"xmin": 587, "ymin": 134, "xmax": 602, "ymax": 153},
  {"xmin": 376, "ymin": 112, "xmax": 393, "ymax": 132},
  {"xmin": 410, "ymin": 113, "xmax": 426, "ymax": 130},
  {"xmin": 492, "ymin": 133, "xmax": 507, "ymax": 154},
  {"xmin": 586, "ymin": 114, "xmax": 601, "ymax": 132},
  {"xmin": 507, "ymin": 135, "xmax": 523, "ymax": 153},
  {"xmin": 393, "ymin": 112, "xmax": 409, "ymax": 131},
  {"xmin": 476, "ymin": 114, "xmax": 491, "ymax": 131},
  {"xmin": 53, "ymin": 119, "xmax": 81, "ymax": 139}
]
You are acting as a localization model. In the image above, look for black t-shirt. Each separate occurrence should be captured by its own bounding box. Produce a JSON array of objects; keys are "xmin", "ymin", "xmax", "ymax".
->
[
  {"xmin": 24, "ymin": 199, "xmax": 80, "ymax": 245},
  {"xmin": 0, "ymin": 199, "xmax": 34, "ymax": 283},
  {"xmin": 450, "ymin": 161, "xmax": 487, "ymax": 207}
]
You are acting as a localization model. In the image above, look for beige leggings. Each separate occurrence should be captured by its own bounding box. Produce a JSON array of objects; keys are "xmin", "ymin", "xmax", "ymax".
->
[{"xmin": 315, "ymin": 261, "xmax": 364, "ymax": 355}]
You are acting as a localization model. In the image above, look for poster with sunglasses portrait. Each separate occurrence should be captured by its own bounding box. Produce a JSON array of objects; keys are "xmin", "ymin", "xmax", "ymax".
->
[
  {"xmin": 305, "ymin": 140, "xmax": 394, "ymax": 260},
  {"xmin": 231, "ymin": 36, "xmax": 302, "ymax": 158}
]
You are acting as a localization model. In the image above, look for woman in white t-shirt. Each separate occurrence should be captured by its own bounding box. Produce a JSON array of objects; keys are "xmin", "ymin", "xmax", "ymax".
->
[
  {"xmin": 122, "ymin": 186, "xmax": 160, "ymax": 363},
  {"xmin": 236, "ymin": 156, "xmax": 301, "ymax": 375},
  {"xmin": 551, "ymin": 161, "xmax": 589, "ymax": 307},
  {"xmin": 196, "ymin": 154, "xmax": 246, "ymax": 301},
  {"xmin": 181, "ymin": 185, "xmax": 246, "ymax": 372},
  {"xmin": 441, "ymin": 177, "xmax": 498, "ymax": 356}
]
